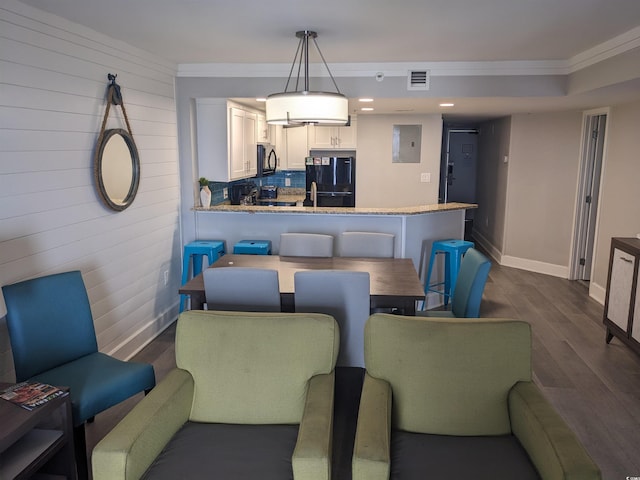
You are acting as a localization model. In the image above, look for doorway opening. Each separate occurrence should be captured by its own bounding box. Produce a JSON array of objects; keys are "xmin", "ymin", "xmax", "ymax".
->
[
  {"xmin": 440, "ymin": 125, "xmax": 479, "ymax": 241},
  {"xmin": 570, "ymin": 110, "xmax": 608, "ymax": 281}
]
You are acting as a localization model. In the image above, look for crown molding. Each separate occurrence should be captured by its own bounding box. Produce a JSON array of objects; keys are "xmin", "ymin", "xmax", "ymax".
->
[
  {"xmin": 177, "ymin": 60, "xmax": 569, "ymax": 78},
  {"xmin": 568, "ymin": 25, "xmax": 640, "ymax": 72},
  {"xmin": 178, "ymin": 25, "xmax": 640, "ymax": 79}
]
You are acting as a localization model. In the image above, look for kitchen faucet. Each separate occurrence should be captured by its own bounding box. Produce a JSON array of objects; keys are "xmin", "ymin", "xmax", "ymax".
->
[{"xmin": 311, "ymin": 181, "xmax": 317, "ymax": 208}]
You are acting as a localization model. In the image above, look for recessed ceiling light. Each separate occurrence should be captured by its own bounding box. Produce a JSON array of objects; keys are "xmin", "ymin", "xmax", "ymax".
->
[
  {"xmin": 361, "ymin": 107, "xmax": 374, "ymax": 111},
  {"xmin": 359, "ymin": 98, "xmax": 374, "ymax": 102},
  {"xmin": 256, "ymin": 98, "xmax": 267, "ymax": 102},
  {"xmin": 439, "ymin": 103, "xmax": 454, "ymax": 107}
]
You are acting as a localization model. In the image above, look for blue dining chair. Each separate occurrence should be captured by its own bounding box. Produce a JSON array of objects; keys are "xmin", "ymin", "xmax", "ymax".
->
[
  {"xmin": 418, "ymin": 248, "xmax": 491, "ymax": 318},
  {"xmin": 2, "ymin": 271, "xmax": 156, "ymax": 480}
]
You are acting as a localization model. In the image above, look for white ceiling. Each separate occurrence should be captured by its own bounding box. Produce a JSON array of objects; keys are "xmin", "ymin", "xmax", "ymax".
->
[{"xmin": 17, "ymin": 0, "xmax": 640, "ymax": 119}]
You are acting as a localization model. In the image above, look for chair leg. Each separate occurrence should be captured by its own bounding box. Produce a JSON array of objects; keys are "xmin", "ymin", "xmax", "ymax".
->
[
  {"xmin": 86, "ymin": 416, "xmax": 95, "ymax": 423},
  {"xmin": 73, "ymin": 423, "xmax": 89, "ymax": 480}
]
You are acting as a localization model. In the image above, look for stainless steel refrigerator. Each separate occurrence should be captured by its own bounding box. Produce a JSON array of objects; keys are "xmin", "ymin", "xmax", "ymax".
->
[{"xmin": 304, "ymin": 155, "xmax": 356, "ymax": 207}]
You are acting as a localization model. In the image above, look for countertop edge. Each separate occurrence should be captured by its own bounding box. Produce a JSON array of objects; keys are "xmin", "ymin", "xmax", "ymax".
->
[{"xmin": 194, "ymin": 202, "xmax": 477, "ymax": 215}]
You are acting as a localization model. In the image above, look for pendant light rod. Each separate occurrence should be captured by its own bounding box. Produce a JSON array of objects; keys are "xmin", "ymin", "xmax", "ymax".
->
[
  {"xmin": 266, "ymin": 30, "xmax": 348, "ymax": 126},
  {"xmin": 282, "ymin": 30, "xmax": 342, "ymax": 94},
  {"xmin": 303, "ymin": 31, "xmax": 310, "ymax": 91}
]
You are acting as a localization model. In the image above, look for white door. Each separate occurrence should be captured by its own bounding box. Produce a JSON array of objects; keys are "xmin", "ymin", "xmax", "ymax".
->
[{"xmin": 573, "ymin": 114, "xmax": 606, "ymax": 281}]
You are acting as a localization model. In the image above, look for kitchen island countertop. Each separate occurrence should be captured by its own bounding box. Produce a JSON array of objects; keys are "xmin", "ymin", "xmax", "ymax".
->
[{"xmin": 195, "ymin": 201, "xmax": 476, "ymax": 215}]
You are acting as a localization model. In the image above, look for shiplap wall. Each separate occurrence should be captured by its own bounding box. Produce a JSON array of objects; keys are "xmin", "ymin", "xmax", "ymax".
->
[{"xmin": 0, "ymin": 1, "xmax": 181, "ymax": 382}]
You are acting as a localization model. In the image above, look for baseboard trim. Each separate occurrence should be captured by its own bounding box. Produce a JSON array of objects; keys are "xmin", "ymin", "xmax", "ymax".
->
[
  {"xmin": 589, "ymin": 282, "xmax": 606, "ymax": 306},
  {"xmin": 472, "ymin": 230, "xmax": 568, "ymax": 278},
  {"xmin": 107, "ymin": 306, "xmax": 178, "ymax": 360},
  {"xmin": 501, "ymin": 255, "xmax": 568, "ymax": 278},
  {"xmin": 470, "ymin": 230, "xmax": 503, "ymax": 264}
]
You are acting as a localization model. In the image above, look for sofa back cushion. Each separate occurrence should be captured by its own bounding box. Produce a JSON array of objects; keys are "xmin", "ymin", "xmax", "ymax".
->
[
  {"xmin": 176, "ymin": 310, "xmax": 339, "ymax": 424},
  {"xmin": 364, "ymin": 314, "xmax": 531, "ymax": 436}
]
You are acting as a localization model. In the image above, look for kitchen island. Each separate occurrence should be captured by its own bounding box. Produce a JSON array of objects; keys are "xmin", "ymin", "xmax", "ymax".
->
[{"xmin": 192, "ymin": 202, "xmax": 475, "ymax": 308}]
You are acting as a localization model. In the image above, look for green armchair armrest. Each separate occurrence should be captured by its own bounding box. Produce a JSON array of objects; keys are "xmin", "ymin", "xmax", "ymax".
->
[
  {"xmin": 352, "ymin": 373, "xmax": 392, "ymax": 480},
  {"xmin": 509, "ymin": 381, "xmax": 601, "ymax": 480},
  {"xmin": 292, "ymin": 372, "xmax": 335, "ymax": 480},
  {"xmin": 92, "ymin": 368, "xmax": 195, "ymax": 480}
]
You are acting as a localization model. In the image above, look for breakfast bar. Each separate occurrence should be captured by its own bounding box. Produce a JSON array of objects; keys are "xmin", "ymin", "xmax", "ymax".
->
[{"xmin": 191, "ymin": 202, "xmax": 475, "ymax": 292}]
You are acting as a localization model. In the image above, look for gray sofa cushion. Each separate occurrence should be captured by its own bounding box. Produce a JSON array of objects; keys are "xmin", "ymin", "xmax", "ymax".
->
[
  {"xmin": 390, "ymin": 430, "xmax": 540, "ymax": 480},
  {"xmin": 141, "ymin": 422, "xmax": 299, "ymax": 480}
]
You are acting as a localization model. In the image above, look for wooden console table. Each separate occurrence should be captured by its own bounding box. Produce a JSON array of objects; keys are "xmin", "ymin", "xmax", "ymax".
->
[{"xmin": 0, "ymin": 383, "xmax": 77, "ymax": 479}]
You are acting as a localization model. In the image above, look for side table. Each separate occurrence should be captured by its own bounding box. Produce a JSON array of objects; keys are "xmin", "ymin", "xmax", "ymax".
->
[{"xmin": 0, "ymin": 383, "xmax": 77, "ymax": 480}]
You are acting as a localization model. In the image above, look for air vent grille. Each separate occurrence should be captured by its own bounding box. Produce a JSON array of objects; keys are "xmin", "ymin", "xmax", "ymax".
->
[{"xmin": 408, "ymin": 70, "xmax": 430, "ymax": 90}]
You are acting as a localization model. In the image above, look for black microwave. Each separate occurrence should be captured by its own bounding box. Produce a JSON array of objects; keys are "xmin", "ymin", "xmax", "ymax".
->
[{"xmin": 257, "ymin": 143, "xmax": 277, "ymax": 177}]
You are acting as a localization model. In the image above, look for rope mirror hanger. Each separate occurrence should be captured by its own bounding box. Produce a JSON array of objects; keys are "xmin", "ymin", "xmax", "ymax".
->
[{"xmin": 93, "ymin": 73, "xmax": 141, "ymax": 211}]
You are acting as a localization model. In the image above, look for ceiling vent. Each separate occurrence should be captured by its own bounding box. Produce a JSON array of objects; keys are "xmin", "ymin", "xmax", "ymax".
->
[{"xmin": 407, "ymin": 70, "xmax": 430, "ymax": 91}]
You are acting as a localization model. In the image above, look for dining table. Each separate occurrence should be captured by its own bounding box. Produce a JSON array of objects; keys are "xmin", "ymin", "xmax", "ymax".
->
[{"xmin": 179, "ymin": 254, "xmax": 425, "ymax": 315}]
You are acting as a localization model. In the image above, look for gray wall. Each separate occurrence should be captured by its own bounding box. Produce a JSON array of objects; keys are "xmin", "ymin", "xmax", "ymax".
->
[
  {"xmin": 505, "ymin": 112, "xmax": 583, "ymax": 272},
  {"xmin": 0, "ymin": 1, "xmax": 181, "ymax": 381},
  {"xmin": 475, "ymin": 117, "xmax": 512, "ymax": 255},
  {"xmin": 473, "ymin": 104, "xmax": 640, "ymax": 302},
  {"xmin": 357, "ymin": 115, "xmax": 442, "ymax": 207},
  {"xmin": 592, "ymin": 99, "xmax": 640, "ymax": 292}
]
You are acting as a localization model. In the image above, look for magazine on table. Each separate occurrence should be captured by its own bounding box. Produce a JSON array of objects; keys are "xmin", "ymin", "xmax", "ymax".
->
[{"xmin": 0, "ymin": 381, "xmax": 67, "ymax": 410}]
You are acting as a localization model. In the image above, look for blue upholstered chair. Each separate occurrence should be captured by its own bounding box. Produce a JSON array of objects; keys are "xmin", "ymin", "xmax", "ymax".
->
[
  {"xmin": 418, "ymin": 248, "xmax": 491, "ymax": 318},
  {"xmin": 2, "ymin": 271, "xmax": 156, "ymax": 479}
]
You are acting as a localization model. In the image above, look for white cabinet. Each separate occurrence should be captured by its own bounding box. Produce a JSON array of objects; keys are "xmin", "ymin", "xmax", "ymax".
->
[
  {"xmin": 604, "ymin": 237, "xmax": 640, "ymax": 356},
  {"xmin": 283, "ymin": 126, "xmax": 309, "ymax": 170},
  {"xmin": 229, "ymin": 107, "xmax": 257, "ymax": 178},
  {"xmin": 633, "ymin": 276, "xmax": 640, "ymax": 343},
  {"xmin": 606, "ymin": 248, "xmax": 635, "ymax": 331},
  {"xmin": 195, "ymin": 99, "xmax": 257, "ymax": 182},
  {"xmin": 257, "ymin": 113, "xmax": 271, "ymax": 143},
  {"xmin": 308, "ymin": 117, "xmax": 357, "ymax": 149}
]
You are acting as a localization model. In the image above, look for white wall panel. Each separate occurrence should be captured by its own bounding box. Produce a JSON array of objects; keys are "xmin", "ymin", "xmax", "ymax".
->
[{"xmin": 0, "ymin": 0, "xmax": 180, "ymax": 382}]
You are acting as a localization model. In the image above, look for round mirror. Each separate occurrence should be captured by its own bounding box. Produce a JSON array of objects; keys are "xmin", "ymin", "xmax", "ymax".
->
[{"xmin": 94, "ymin": 128, "xmax": 140, "ymax": 211}]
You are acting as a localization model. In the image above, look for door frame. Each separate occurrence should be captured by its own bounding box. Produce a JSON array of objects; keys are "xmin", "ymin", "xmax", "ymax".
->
[{"xmin": 569, "ymin": 107, "xmax": 610, "ymax": 281}]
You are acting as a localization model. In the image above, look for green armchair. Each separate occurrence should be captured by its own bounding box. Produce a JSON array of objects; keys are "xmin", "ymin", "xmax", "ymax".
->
[
  {"xmin": 352, "ymin": 314, "xmax": 601, "ymax": 480},
  {"xmin": 92, "ymin": 310, "xmax": 339, "ymax": 480}
]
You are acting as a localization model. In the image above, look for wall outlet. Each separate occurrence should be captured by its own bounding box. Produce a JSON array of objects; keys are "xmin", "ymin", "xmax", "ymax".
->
[
  {"xmin": 285, "ymin": 178, "xmax": 291, "ymax": 187},
  {"xmin": 163, "ymin": 270, "xmax": 169, "ymax": 286},
  {"xmin": 223, "ymin": 187, "xmax": 228, "ymax": 199},
  {"xmin": 420, "ymin": 172, "xmax": 431, "ymax": 183}
]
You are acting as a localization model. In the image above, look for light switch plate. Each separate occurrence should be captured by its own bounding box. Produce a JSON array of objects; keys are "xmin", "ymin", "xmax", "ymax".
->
[
  {"xmin": 420, "ymin": 173, "xmax": 431, "ymax": 183},
  {"xmin": 223, "ymin": 188, "xmax": 228, "ymax": 199}
]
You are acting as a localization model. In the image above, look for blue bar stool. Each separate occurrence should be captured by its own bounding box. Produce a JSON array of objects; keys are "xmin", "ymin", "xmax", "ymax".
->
[
  {"xmin": 181, "ymin": 240, "xmax": 226, "ymax": 311},
  {"xmin": 423, "ymin": 239, "xmax": 474, "ymax": 310},
  {"xmin": 233, "ymin": 240, "xmax": 272, "ymax": 255}
]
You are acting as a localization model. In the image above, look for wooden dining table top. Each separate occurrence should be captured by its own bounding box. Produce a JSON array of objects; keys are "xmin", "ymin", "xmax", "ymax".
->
[{"xmin": 179, "ymin": 254, "xmax": 425, "ymax": 313}]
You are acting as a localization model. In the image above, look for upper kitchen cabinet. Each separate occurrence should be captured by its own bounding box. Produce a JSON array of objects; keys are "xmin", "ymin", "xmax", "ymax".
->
[
  {"xmin": 308, "ymin": 116, "xmax": 357, "ymax": 149},
  {"xmin": 283, "ymin": 126, "xmax": 309, "ymax": 170},
  {"xmin": 196, "ymin": 99, "xmax": 257, "ymax": 182},
  {"xmin": 257, "ymin": 112, "xmax": 274, "ymax": 143},
  {"xmin": 229, "ymin": 107, "xmax": 257, "ymax": 178}
]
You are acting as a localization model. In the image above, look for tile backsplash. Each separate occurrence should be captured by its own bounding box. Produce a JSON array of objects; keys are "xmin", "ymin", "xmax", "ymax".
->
[{"xmin": 205, "ymin": 171, "xmax": 305, "ymax": 206}]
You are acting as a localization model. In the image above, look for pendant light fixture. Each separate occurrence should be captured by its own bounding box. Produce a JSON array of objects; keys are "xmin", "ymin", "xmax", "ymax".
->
[{"xmin": 266, "ymin": 30, "xmax": 348, "ymax": 126}]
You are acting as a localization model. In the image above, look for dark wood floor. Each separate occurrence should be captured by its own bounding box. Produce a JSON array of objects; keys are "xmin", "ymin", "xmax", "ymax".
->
[{"xmin": 85, "ymin": 261, "xmax": 640, "ymax": 480}]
